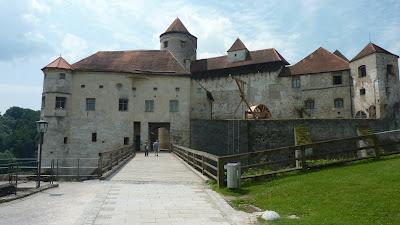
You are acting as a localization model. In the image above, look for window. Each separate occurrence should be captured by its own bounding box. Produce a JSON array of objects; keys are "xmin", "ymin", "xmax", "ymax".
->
[
  {"xmin": 163, "ymin": 41, "xmax": 168, "ymax": 48},
  {"xmin": 333, "ymin": 74, "xmax": 342, "ymax": 85},
  {"xmin": 119, "ymin": 98, "xmax": 128, "ymax": 111},
  {"xmin": 153, "ymin": 87, "xmax": 158, "ymax": 91},
  {"xmin": 63, "ymin": 137, "xmax": 68, "ymax": 144},
  {"xmin": 124, "ymin": 137, "xmax": 129, "ymax": 145},
  {"xmin": 41, "ymin": 96, "xmax": 45, "ymax": 109},
  {"xmin": 387, "ymin": 64, "xmax": 394, "ymax": 75},
  {"xmin": 305, "ymin": 99, "xmax": 315, "ymax": 110},
  {"xmin": 86, "ymin": 98, "xmax": 96, "ymax": 111},
  {"xmin": 55, "ymin": 97, "xmax": 66, "ymax": 109},
  {"xmin": 292, "ymin": 77, "xmax": 300, "ymax": 88},
  {"xmin": 360, "ymin": 88, "xmax": 366, "ymax": 96},
  {"xmin": 358, "ymin": 65, "xmax": 366, "ymax": 77},
  {"xmin": 99, "ymin": 85, "xmax": 104, "ymax": 89},
  {"xmin": 59, "ymin": 73, "xmax": 66, "ymax": 80},
  {"xmin": 145, "ymin": 100, "xmax": 154, "ymax": 112},
  {"xmin": 334, "ymin": 98, "xmax": 344, "ymax": 108},
  {"xmin": 92, "ymin": 133, "xmax": 97, "ymax": 142},
  {"xmin": 132, "ymin": 87, "xmax": 136, "ymax": 91},
  {"xmin": 81, "ymin": 84, "xmax": 86, "ymax": 88},
  {"xmin": 175, "ymin": 87, "xmax": 180, "ymax": 92},
  {"xmin": 169, "ymin": 100, "xmax": 179, "ymax": 112},
  {"xmin": 180, "ymin": 40, "xmax": 186, "ymax": 48}
]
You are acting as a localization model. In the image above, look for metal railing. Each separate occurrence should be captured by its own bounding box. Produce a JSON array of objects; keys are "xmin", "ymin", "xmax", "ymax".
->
[{"xmin": 173, "ymin": 129, "xmax": 400, "ymax": 187}]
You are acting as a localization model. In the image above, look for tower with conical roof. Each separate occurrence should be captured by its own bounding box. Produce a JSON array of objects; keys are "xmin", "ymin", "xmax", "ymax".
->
[{"xmin": 160, "ymin": 18, "xmax": 197, "ymax": 69}]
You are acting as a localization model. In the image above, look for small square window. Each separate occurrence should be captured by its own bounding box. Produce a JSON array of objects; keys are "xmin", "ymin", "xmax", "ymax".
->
[
  {"xmin": 360, "ymin": 88, "xmax": 366, "ymax": 95},
  {"xmin": 55, "ymin": 97, "xmax": 66, "ymax": 109},
  {"xmin": 59, "ymin": 73, "xmax": 66, "ymax": 80},
  {"xmin": 180, "ymin": 40, "xmax": 186, "ymax": 48},
  {"xmin": 132, "ymin": 87, "xmax": 136, "ymax": 91},
  {"xmin": 334, "ymin": 98, "xmax": 344, "ymax": 108},
  {"xmin": 169, "ymin": 100, "xmax": 179, "ymax": 112},
  {"xmin": 163, "ymin": 41, "xmax": 168, "ymax": 48},
  {"xmin": 92, "ymin": 133, "xmax": 97, "ymax": 142},
  {"xmin": 292, "ymin": 77, "xmax": 300, "ymax": 88},
  {"xmin": 145, "ymin": 100, "xmax": 154, "ymax": 112},
  {"xmin": 124, "ymin": 137, "xmax": 129, "ymax": 145},
  {"xmin": 153, "ymin": 87, "xmax": 158, "ymax": 91},
  {"xmin": 333, "ymin": 74, "xmax": 342, "ymax": 85},
  {"xmin": 86, "ymin": 98, "xmax": 96, "ymax": 111},
  {"xmin": 99, "ymin": 85, "xmax": 104, "ymax": 89},
  {"xmin": 119, "ymin": 98, "xmax": 129, "ymax": 111},
  {"xmin": 81, "ymin": 84, "xmax": 86, "ymax": 88},
  {"xmin": 175, "ymin": 87, "xmax": 180, "ymax": 92},
  {"xmin": 63, "ymin": 137, "xmax": 68, "ymax": 144}
]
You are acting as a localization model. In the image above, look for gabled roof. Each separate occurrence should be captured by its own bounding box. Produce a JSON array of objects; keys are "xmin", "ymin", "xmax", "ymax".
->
[
  {"xmin": 160, "ymin": 18, "xmax": 194, "ymax": 37},
  {"xmin": 333, "ymin": 50, "xmax": 349, "ymax": 62},
  {"xmin": 191, "ymin": 48, "xmax": 289, "ymax": 73},
  {"xmin": 227, "ymin": 38, "xmax": 248, "ymax": 52},
  {"xmin": 351, "ymin": 43, "xmax": 399, "ymax": 62},
  {"xmin": 279, "ymin": 47, "xmax": 349, "ymax": 76},
  {"xmin": 72, "ymin": 50, "xmax": 189, "ymax": 75},
  {"xmin": 42, "ymin": 56, "xmax": 73, "ymax": 71}
]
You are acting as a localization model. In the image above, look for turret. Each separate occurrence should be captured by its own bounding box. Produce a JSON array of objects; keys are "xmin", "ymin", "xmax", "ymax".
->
[
  {"xmin": 160, "ymin": 18, "xmax": 197, "ymax": 69},
  {"xmin": 350, "ymin": 43, "xmax": 399, "ymax": 118}
]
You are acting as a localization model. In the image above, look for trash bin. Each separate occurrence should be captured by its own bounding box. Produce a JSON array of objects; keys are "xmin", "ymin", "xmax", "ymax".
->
[{"xmin": 225, "ymin": 162, "xmax": 241, "ymax": 189}]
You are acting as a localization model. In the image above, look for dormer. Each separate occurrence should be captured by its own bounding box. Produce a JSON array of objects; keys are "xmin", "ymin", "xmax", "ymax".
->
[{"xmin": 227, "ymin": 38, "xmax": 249, "ymax": 62}]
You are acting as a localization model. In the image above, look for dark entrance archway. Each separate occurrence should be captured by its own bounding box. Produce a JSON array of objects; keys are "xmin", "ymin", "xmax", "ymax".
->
[{"xmin": 148, "ymin": 122, "xmax": 170, "ymax": 151}]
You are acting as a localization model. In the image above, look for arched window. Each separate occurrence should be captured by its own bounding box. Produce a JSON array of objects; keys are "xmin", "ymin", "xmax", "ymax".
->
[
  {"xmin": 304, "ymin": 99, "xmax": 315, "ymax": 114},
  {"xmin": 355, "ymin": 111, "xmax": 367, "ymax": 119},
  {"xmin": 368, "ymin": 105, "xmax": 376, "ymax": 118},
  {"xmin": 358, "ymin": 65, "xmax": 366, "ymax": 77}
]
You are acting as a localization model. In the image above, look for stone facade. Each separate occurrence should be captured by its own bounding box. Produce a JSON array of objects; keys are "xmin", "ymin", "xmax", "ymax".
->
[{"xmin": 39, "ymin": 18, "xmax": 399, "ymax": 168}]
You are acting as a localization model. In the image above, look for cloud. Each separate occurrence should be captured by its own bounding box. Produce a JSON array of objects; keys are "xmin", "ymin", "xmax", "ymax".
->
[
  {"xmin": 61, "ymin": 33, "xmax": 88, "ymax": 62},
  {"xmin": 30, "ymin": 0, "xmax": 50, "ymax": 14}
]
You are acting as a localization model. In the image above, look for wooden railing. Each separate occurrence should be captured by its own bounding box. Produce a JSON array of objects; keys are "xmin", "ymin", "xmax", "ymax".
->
[
  {"xmin": 173, "ymin": 129, "xmax": 400, "ymax": 187},
  {"xmin": 97, "ymin": 146, "xmax": 135, "ymax": 178}
]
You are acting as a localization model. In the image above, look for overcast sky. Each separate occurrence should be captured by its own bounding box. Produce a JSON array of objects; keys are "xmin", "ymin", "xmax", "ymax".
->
[{"xmin": 0, "ymin": 0, "xmax": 399, "ymax": 113}]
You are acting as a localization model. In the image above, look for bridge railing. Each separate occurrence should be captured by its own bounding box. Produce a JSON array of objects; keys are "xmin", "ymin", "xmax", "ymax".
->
[
  {"xmin": 173, "ymin": 129, "xmax": 400, "ymax": 187},
  {"xmin": 97, "ymin": 145, "xmax": 135, "ymax": 178}
]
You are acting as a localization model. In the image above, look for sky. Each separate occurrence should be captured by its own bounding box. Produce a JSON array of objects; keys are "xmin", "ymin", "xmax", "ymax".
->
[{"xmin": 0, "ymin": 0, "xmax": 399, "ymax": 113}]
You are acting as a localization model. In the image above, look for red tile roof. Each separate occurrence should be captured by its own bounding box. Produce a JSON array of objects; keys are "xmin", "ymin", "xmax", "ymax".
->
[
  {"xmin": 42, "ymin": 56, "xmax": 73, "ymax": 71},
  {"xmin": 161, "ymin": 18, "xmax": 193, "ymax": 36},
  {"xmin": 72, "ymin": 50, "xmax": 189, "ymax": 75},
  {"xmin": 191, "ymin": 48, "xmax": 289, "ymax": 73},
  {"xmin": 279, "ymin": 47, "xmax": 349, "ymax": 76},
  {"xmin": 351, "ymin": 43, "xmax": 399, "ymax": 62},
  {"xmin": 227, "ymin": 38, "xmax": 247, "ymax": 52}
]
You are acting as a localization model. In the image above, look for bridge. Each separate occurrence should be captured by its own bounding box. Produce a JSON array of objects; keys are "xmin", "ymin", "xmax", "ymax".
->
[{"xmin": 0, "ymin": 152, "xmax": 252, "ymax": 225}]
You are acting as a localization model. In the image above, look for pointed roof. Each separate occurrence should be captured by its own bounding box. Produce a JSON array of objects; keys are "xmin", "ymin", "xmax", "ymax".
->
[
  {"xmin": 161, "ymin": 18, "xmax": 194, "ymax": 37},
  {"xmin": 351, "ymin": 43, "xmax": 399, "ymax": 62},
  {"xmin": 279, "ymin": 47, "xmax": 349, "ymax": 76},
  {"xmin": 333, "ymin": 50, "xmax": 349, "ymax": 62},
  {"xmin": 227, "ymin": 38, "xmax": 248, "ymax": 52},
  {"xmin": 42, "ymin": 56, "xmax": 73, "ymax": 71}
]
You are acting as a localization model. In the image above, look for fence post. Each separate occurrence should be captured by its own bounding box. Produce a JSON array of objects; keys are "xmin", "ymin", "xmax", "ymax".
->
[
  {"xmin": 295, "ymin": 147, "xmax": 302, "ymax": 169},
  {"xmin": 98, "ymin": 153, "xmax": 103, "ymax": 178},
  {"xmin": 217, "ymin": 158, "xmax": 225, "ymax": 187},
  {"xmin": 110, "ymin": 152, "xmax": 113, "ymax": 170},
  {"xmin": 301, "ymin": 146, "xmax": 307, "ymax": 170},
  {"xmin": 202, "ymin": 156, "xmax": 205, "ymax": 174},
  {"xmin": 56, "ymin": 159, "xmax": 59, "ymax": 180},
  {"xmin": 77, "ymin": 158, "xmax": 80, "ymax": 181},
  {"xmin": 372, "ymin": 136, "xmax": 383, "ymax": 158}
]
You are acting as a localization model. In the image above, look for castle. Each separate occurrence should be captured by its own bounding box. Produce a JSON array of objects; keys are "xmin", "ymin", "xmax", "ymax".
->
[{"xmin": 40, "ymin": 18, "xmax": 399, "ymax": 161}]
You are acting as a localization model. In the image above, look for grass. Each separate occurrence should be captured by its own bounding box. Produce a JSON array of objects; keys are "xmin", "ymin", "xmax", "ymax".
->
[{"xmin": 211, "ymin": 155, "xmax": 400, "ymax": 225}]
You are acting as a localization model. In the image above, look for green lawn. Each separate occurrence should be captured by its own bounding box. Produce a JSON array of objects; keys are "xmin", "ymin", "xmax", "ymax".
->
[{"xmin": 213, "ymin": 156, "xmax": 400, "ymax": 225}]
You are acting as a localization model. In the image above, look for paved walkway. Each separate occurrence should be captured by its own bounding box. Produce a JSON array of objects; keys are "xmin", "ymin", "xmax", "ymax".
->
[{"xmin": 0, "ymin": 152, "xmax": 253, "ymax": 225}]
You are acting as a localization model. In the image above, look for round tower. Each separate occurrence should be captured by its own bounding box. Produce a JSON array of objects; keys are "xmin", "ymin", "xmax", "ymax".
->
[{"xmin": 160, "ymin": 18, "xmax": 197, "ymax": 69}]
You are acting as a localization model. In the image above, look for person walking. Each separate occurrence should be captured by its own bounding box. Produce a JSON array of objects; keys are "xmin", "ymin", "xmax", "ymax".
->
[
  {"xmin": 153, "ymin": 140, "xmax": 159, "ymax": 156},
  {"xmin": 144, "ymin": 140, "xmax": 149, "ymax": 157}
]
